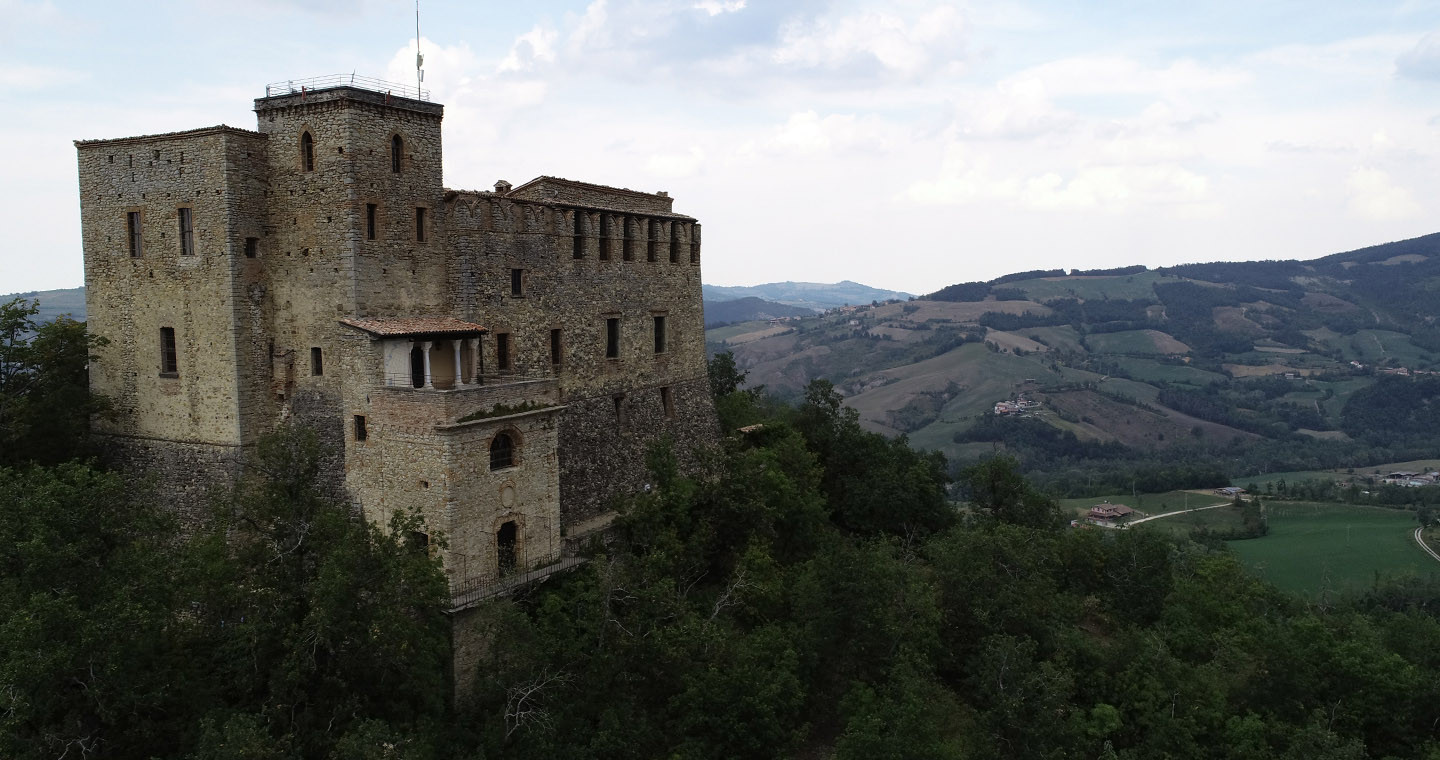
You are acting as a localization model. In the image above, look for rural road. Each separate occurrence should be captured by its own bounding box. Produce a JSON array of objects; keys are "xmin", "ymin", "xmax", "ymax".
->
[
  {"xmin": 1126, "ymin": 502, "xmax": 1229, "ymax": 526},
  {"xmin": 1414, "ymin": 527, "xmax": 1440, "ymax": 564}
]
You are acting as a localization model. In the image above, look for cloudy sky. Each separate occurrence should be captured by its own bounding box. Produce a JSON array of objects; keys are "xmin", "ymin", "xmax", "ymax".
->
[{"xmin": 4, "ymin": 0, "xmax": 1440, "ymax": 295}]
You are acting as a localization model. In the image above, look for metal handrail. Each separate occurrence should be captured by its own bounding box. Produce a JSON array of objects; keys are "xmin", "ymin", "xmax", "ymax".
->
[
  {"xmin": 264, "ymin": 74, "xmax": 430, "ymax": 102},
  {"xmin": 379, "ymin": 371, "xmax": 554, "ymax": 389}
]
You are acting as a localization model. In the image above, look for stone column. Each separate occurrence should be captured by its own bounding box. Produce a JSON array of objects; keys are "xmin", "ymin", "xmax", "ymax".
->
[
  {"xmin": 453, "ymin": 341, "xmax": 463, "ymax": 385},
  {"xmin": 422, "ymin": 341, "xmax": 433, "ymax": 388}
]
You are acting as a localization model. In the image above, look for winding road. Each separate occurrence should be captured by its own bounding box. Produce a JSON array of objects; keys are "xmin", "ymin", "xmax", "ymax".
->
[{"xmin": 1414, "ymin": 527, "xmax": 1440, "ymax": 564}]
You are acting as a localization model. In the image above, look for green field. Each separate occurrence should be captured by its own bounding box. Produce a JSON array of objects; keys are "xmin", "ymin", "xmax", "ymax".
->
[
  {"xmin": 1227, "ymin": 502, "xmax": 1436, "ymax": 597},
  {"xmin": 1004, "ymin": 271, "xmax": 1174, "ymax": 302},
  {"xmin": 1111, "ymin": 356, "xmax": 1226, "ymax": 386},
  {"xmin": 1085, "ymin": 330, "xmax": 1185, "ymax": 356},
  {"xmin": 1059, "ymin": 489, "xmax": 1225, "ymax": 519},
  {"xmin": 705, "ymin": 320, "xmax": 774, "ymax": 343}
]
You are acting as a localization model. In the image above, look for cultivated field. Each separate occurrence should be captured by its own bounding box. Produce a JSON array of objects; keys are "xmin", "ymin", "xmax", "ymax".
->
[{"xmin": 1226, "ymin": 502, "xmax": 1436, "ymax": 598}]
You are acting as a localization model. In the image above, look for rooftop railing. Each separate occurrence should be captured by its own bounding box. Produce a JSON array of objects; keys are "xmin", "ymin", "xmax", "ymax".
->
[{"xmin": 264, "ymin": 74, "xmax": 430, "ymax": 102}]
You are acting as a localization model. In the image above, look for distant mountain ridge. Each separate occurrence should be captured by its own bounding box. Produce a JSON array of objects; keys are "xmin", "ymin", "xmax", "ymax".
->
[
  {"xmin": 707, "ymin": 231, "xmax": 1440, "ymax": 466},
  {"xmin": 2, "ymin": 287, "xmax": 86, "ymax": 323},
  {"xmin": 702, "ymin": 297, "xmax": 814, "ymax": 328},
  {"xmin": 702, "ymin": 280, "xmax": 912, "ymax": 311}
]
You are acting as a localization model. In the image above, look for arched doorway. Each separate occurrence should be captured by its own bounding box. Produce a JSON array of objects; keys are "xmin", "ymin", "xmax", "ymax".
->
[
  {"xmin": 410, "ymin": 345, "xmax": 425, "ymax": 388},
  {"xmin": 496, "ymin": 521, "xmax": 517, "ymax": 576}
]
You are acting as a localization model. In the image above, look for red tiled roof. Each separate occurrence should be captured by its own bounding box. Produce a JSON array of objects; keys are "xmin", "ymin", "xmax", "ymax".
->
[{"xmin": 339, "ymin": 316, "xmax": 487, "ymax": 337}]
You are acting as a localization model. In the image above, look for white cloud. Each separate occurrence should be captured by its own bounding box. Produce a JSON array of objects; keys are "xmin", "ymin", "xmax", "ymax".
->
[
  {"xmin": 645, "ymin": 147, "xmax": 707, "ymax": 178},
  {"xmin": 498, "ymin": 25, "xmax": 558, "ymax": 73},
  {"xmin": 1346, "ymin": 167, "xmax": 1422, "ymax": 220},
  {"xmin": 772, "ymin": 5, "xmax": 967, "ymax": 77},
  {"xmin": 1397, "ymin": 31, "xmax": 1440, "ymax": 79},
  {"xmin": 694, "ymin": 0, "xmax": 745, "ymax": 16},
  {"xmin": 756, "ymin": 111, "xmax": 900, "ymax": 156}
]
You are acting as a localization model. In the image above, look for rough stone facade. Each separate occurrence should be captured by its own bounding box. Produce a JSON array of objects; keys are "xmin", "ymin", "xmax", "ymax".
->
[{"xmin": 76, "ymin": 82, "xmax": 718, "ymax": 599}]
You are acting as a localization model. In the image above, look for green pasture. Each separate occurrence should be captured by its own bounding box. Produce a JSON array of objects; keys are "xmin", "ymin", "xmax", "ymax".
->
[
  {"xmin": 1003, "ymin": 271, "xmax": 1172, "ymax": 302},
  {"xmin": 1085, "ymin": 330, "xmax": 1184, "ymax": 356},
  {"xmin": 1227, "ymin": 502, "xmax": 1436, "ymax": 597},
  {"xmin": 1111, "ymin": 356, "xmax": 1226, "ymax": 386},
  {"xmin": 1138, "ymin": 504, "xmax": 1249, "ymax": 537},
  {"xmin": 1059, "ymin": 490, "xmax": 1225, "ymax": 519},
  {"xmin": 705, "ymin": 320, "xmax": 772, "ymax": 343},
  {"xmin": 1020, "ymin": 325, "xmax": 1086, "ymax": 353}
]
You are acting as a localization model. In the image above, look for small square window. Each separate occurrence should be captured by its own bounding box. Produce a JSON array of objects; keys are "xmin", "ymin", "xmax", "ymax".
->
[
  {"xmin": 244, "ymin": 237, "xmax": 258, "ymax": 258},
  {"xmin": 354, "ymin": 415, "xmax": 368, "ymax": 441}
]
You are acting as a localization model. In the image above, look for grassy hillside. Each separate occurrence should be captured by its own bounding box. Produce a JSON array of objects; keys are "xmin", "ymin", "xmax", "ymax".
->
[
  {"xmin": 708, "ymin": 232, "xmax": 1440, "ymax": 477},
  {"xmin": 3, "ymin": 287, "xmax": 86, "ymax": 323}
]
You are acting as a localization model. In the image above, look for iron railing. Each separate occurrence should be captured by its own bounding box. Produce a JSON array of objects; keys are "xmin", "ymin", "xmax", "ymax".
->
[
  {"xmin": 264, "ymin": 74, "xmax": 430, "ymax": 102},
  {"xmin": 379, "ymin": 371, "xmax": 554, "ymax": 389},
  {"xmin": 449, "ymin": 553, "xmax": 582, "ymax": 610}
]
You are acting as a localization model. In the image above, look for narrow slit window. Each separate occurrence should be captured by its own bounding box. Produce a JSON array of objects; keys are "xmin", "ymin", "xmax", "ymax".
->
[
  {"xmin": 301, "ymin": 131, "xmax": 315, "ymax": 172},
  {"xmin": 614, "ymin": 395, "xmax": 626, "ymax": 429},
  {"xmin": 599, "ymin": 213, "xmax": 611, "ymax": 260},
  {"xmin": 605, "ymin": 318, "xmax": 620, "ymax": 359},
  {"xmin": 311, "ymin": 347, "xmax": 323, "ymax": 376},
  {"xmin": 415, "ymin": 207, "xmax": 426, "ymax": 242},
  {"xmin": 550, "ymin": 328, "xmax": 562, "ymax": 366},
  {"xmin": 647, "ymin": 220, "xmax": 658, "ymax": 262},
  {"xmin": 690, "ymin": 224, "xmax": 700, "ymax": 264},
  {"xmin": 669, "ymin": 222, "xmax": 679, "ymax": 263},
  {"xmin": 127, "ymin": 212, "xmax": 142, "ymax": 257},
  {"xmin": 244, "ymin": 237, "xmax": 258, "ymax": 258},
  {"xmin": 496, "ymin": 332, "xmax": 511, "ymax": 371},
  {"xmin": 622, "ymin": 216, "xmax": 634, "ymax": 261},
  {"xmin": 354, "ymin": 415, "xmax": 368, "ymax": 441},
  {"xmin": 391, "ymin": 134, "xmax": 403, "ymax": 173},
  {"xmin": 159, "ymin": 327, "xmax": 178, "ymax": 375},
  {"xmin": 653, "ymin": 315, "xmax": 667, "ymax": 354},
  {"xmin": 661, "ymin": 386, "xmax": 674, "ymax": 418},
  {"xmin": 178, "ymin": 208, "xmax": 194, "ymax": 256},
  {"xmin": 511, "ymin": 268, "xmax": 524, "ymax": 297},
  {"xmin": 366, "ymin": 204, "xmax": 377, "ymax": 240},
  {"xmin": 572, "ymin": 210, "xmax": 585, "ymax": 259}
]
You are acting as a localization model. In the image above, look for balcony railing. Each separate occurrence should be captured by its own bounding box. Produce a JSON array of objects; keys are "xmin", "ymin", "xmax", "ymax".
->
[
  {"xmin": 379, "ymin": 371, "xmax": 553, "ymax": 390},
  {"xmin": 264, "ymin": 74, "xmax": 430, "ymax": 102},
  {"xmin": 449, "ymin": 555, "xmax": 585, "ymax": 610}
]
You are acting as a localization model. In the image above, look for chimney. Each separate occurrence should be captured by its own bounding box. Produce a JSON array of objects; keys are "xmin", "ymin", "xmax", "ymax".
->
[{"xmin": 494, "ymin": 180, "xmax": 513, "ymax": 193}]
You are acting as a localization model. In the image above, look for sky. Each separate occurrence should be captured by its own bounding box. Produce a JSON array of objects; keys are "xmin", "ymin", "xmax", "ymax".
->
[{"xmin": 4, "ymin": 0, "xmax": 1440, "ymax": 295}]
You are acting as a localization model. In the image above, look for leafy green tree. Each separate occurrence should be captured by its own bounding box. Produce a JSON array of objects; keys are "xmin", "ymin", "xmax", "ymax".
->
[
  {"xmin": 0, "ymin": 463, "xmax": 191, "ymax": 758},
  {"xmin": 959, "ymin": 455, "xmax": 1062, "ymax": 529},
  {"xmin": 189, "ymin": 425, "xmax": 451, "ymax": 757},
  {"xmin": 0, "ymin": 297, "xmax": 109, "ymax": 466}
]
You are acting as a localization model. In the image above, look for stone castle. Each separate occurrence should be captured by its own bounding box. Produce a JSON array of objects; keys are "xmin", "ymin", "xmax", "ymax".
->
[{"xmin": 75, "ymin": 77, "xmax": 718, "ymax": 605}]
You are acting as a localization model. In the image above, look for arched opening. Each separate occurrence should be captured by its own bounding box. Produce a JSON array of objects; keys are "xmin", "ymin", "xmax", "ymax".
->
[
  {"xmin": 429, "ymin": 339, "xmax": 456, "ymax": 389},
  {"xmin": 496, "ymin": 521, "xmax": 517, "ymax": 576},
  {"xmin": 409, "ymin": 345, "xmax": 425, "ymax": 388},
  {"xmin": 300, "ymin": 131, "xmax": 315, "ymax": 172},
  {"xmin": 489, "ymin": 432, "xmax": 514, "ymax": 470},
  {"xmin": 391, "ymin": 134, "xmax": 403, "ymax": 173}
]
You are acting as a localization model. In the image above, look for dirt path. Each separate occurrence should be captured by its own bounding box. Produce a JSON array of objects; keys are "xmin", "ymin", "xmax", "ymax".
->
[
  {"xmin": 1414, "ymin": 527, "xmax": 1440, "ymax": 564},
  {"xmin": 1126, "ymin": 502, "xmax": 1229, "ymax": 526}
]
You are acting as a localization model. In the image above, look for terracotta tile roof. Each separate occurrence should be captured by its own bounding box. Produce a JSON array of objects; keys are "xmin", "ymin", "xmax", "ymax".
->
[{"xmin": 339, "ymin": 316, "xmax": 487, "ymax": 337}]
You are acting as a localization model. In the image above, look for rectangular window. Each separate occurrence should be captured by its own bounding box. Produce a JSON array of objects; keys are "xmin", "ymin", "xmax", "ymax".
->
[
  {"xmin": 178, "ymin": 208, "xmax": 194, "ymax": 256},
  {"xmin": 127, "ymin": 212, "xmax": 142, "ymax": 257},
  {"xmin": 511, "ymin": 268, "xmax": 524, "ymax": 297},
  {"xmin": 244, "ymin": 237, "xmax": 258, "ymax": 258},
  {"xmin": 354, "ymin": 415, "xmax": 368, "ymax": 441},
  {"xmin": 622, "ymin": 216, "xmax": 634, "ymax": 261},
  {"xmin": 605, "ymin": 318, "xmax": 620, "ymax": 359},
  {"xmin": 661, "ymin": 386, "xmax": 674, "ymax": 418},
  {"xmin": 496, "ymin": 332, "xmax": 511, "ymax": 371},
  {"xmin": 366, "ymin": 204, "xmax": 377, "ymax": 240},
  {"xmin": 550, "ymin": 328, "xmax": 562, "ymax": 366},
  {"xmin": 572, "ymin": 210, "xmax": 585, "ymax": 259},
  {"xmin": 311, "ymin": 347, "xmax": 323, "ymax": 376},
  {"xmin": 669, "ymin": 222, "xmax": 679, "ymax": 263},
  {"xmin": 653, "ymin": 315, "xmax": 667, "ymax": 354},
  {"xmin": 159, "ymin": 327, "xmax": 178, "ymax": 376},
  {"xmin": 614, "ymin": 394, "xmax": 626, "ymax": 429},
  {"xmin": 647, "ymin": 220, "xmax": 658, "ymax": 262},
  {"xmin": 415, "ymin": 207, "xmax": 427, "ymax": 242},
  {"xmin": 599, "ymin": 213, "xmax": 610, "ymax": 260}
]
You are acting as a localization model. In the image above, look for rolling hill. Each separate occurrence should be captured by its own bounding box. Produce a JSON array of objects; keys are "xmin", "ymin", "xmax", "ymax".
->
[
  {"xmin": 707, "ymin": 232, "xmax": 1440, "ymax": 470},
  {"xmin": 701, "ymin": 280, "xmax": 912, "ymax": 311},
  {"xmin": 702, "ymin": 296, "xmax": 814, "ymax": 327},
  {"xmin": 3, "ymin": 287, "xmax": 86, "ymax": 323}
]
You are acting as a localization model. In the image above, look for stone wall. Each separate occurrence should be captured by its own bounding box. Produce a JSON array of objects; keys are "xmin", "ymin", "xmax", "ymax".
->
[{"xmin": 102, "ymin": 435, "xmax": 244, "ymax": 528}]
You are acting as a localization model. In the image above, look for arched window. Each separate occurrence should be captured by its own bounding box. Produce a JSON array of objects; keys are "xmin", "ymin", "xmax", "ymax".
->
[
  {"xmin": 489, "ymin": 432, "xmax": 515, "ymax": 470},
  {"xmin": 391, "ymin": 134, "xmax": 403, "ymax": 173},
  {"xmin": 301, "ymin": 131, "xmax": 315, "ymax": 172}
]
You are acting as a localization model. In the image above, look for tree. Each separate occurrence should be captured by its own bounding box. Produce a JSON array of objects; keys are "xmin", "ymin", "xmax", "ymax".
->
[
  {"xmin": 960, "ymin": 456, "xmax": 1062, "ymax": 530},
  {"xmin": 0, "ymin": 297, "xmax": 109, "ymax": 466}
]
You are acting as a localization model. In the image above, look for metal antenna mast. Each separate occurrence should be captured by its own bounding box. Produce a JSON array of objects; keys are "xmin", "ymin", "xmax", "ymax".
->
[{"xmin": 415, "ymin": 0, "xmax": 425, "ymax": 96}]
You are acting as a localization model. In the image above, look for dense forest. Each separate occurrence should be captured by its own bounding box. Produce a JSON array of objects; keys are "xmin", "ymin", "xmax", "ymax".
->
[{"xmin": 8, "ymin": 297, "xmax": 1440, "ymax": 758}]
